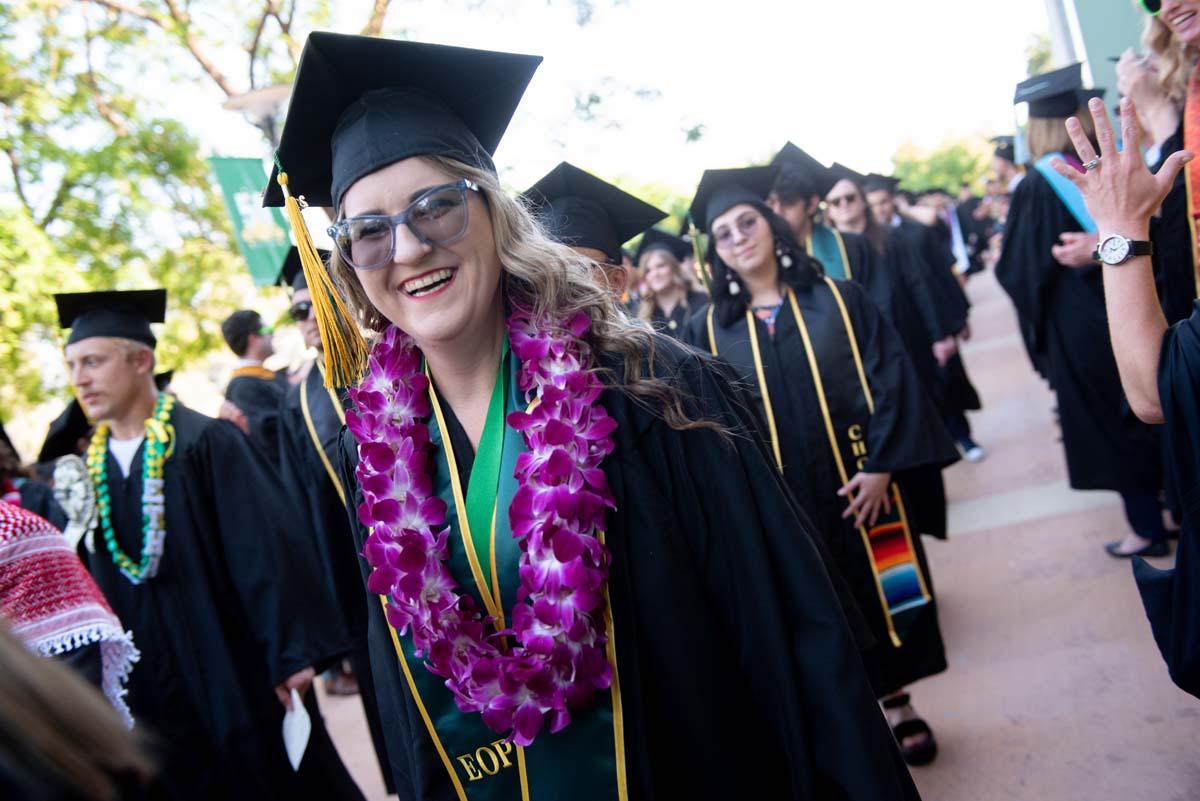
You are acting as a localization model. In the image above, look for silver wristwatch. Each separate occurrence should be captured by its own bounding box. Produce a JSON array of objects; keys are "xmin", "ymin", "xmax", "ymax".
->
[{"xmin": 1094, "ymin": 234, "xmax": 1153, "ymax": 266}]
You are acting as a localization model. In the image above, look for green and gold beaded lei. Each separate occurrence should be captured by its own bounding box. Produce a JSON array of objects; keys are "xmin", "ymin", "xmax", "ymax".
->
[{"xmin": 85, "ymin": 392, "xmax": 176, "ymax": 584}]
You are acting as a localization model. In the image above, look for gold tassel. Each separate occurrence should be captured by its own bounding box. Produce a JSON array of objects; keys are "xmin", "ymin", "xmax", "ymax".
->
[
  {"xmin": 276, "ymin": 171, "xmax": 368, "ymax": 389},
  {"xmin": 687, "ymin": 217, "xmax": 712, "ymax": 294}
]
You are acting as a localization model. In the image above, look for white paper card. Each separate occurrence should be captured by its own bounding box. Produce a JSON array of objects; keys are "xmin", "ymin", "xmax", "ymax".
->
[{"xmin": 282, "ymin": 688, "xmax": 311, "ymax": 771}]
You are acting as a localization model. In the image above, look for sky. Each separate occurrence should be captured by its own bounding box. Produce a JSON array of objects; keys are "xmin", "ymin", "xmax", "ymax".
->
[{"xmin": 184, "ymin": 0, "xmax": 1053, "ymax": 198}]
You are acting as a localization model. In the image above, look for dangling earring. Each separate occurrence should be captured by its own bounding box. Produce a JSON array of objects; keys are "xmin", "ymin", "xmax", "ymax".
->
[
  {"xmin": 727, "ymin": 272, "xmax": 741, "ymax": 295},
  {"xmin": 776, "ymin": 238, "xmax": 794, "ymax": 269}
]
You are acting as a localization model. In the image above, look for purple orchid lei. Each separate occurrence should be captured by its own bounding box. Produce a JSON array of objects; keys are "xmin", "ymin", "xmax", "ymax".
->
[{"xmin": 346, "ymin": 306, "xmax": 617, "ymax": 746}]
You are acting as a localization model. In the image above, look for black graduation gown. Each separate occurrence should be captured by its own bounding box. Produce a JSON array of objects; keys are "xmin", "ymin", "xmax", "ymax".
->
[
  {"xmin": 996, "ymin": 170, "xmax": 1162, "ymax": 493},
  {"xmin": 84, "ymin": 403, "xmax": 363, "ymax": 801},
  {"xmin": 891, "ymin": 220, "xmax": 981, "ymax": 418},
  {"xmin": 277, "ymin": 364, "xmax": 395, "ymax": 792},
  {"xmin": 1133, "ymin": 304, "xmax": 1200, "ymax": 697},
  {"xmin": 17, "ymin": 478, "xmax": 67, "ymax": 530},
  {"xmin": 648, "ymin": 290, "xmax": 708, "ymax": 340},
  {"xmin": 684, "ymin": 280, "xmax": 957, "ymax": 696},
  {"xmin": 1149, "ymin": 125, "xmax": 1196, "ymax": 327},
  {"xmin": 225, "ymin": 370, "xmax": 289, "ymax": 466},
  {"xmin": 337, "ymin": 336, "xmax": 919, "ymax": 801}
]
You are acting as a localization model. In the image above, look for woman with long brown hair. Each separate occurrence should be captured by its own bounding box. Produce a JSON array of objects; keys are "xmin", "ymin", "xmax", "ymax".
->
[
  {"xmin": 264, "ymin": 32, "xmax": 918, "ymax": 801},
  {"xmin": 634, "ymin": 230, "xmax": 707, "ymax": 338}
]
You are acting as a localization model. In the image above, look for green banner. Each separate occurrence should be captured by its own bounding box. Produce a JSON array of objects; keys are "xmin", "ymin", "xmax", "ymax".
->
[{"xmin": 209, "ymin": 157, "xmax": 291, "ymax": 287}]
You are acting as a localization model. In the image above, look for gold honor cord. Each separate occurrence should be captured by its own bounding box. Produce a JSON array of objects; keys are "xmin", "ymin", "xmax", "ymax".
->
[
  {"xmin": 427, "ymin": 377, "xmax": 507, "ymax": 626},
  {"xmin": 315, "ymin": 361, "xmax": 348, "ymax": 426},
  {"xmin": 597, "ymin": 530, "xmax": 630, "ymax": 801},
  {"xmin": 831, "ymin": 228, "xmax": 853, "ymax": 280},
  {"xmin": 784, "ymin": 288, "xmax": 898, "ymax": 645},
  {"xmin": 705, "ymin": 305, "xmax": 784, "ymax": 470},
  {"xmin": 300, "ymin": 373, "xmax": 348, "ymax": 508}
]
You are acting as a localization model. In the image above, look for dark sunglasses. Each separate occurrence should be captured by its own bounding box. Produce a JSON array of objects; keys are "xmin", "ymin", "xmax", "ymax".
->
[
  {"xmin": 712, "ymin": 213, "xmax": 761, "ymax": 248},
  {"xmin": 289, "ymin": 301, "xmax": 313, "ymax": 322},
  {"xmin": 1140, "ymin": 0, "xmax": 1161, "ymax": 13},
  {"xmin": 327, "ymin": 179, "xmax": 479, "ymax": 271},
  {"xmin": 826, "ymin": 194, "xmax": 861, "ymax": 208}
]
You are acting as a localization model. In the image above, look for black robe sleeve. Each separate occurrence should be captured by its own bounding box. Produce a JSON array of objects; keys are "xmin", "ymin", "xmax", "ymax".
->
[
  {"xmin": 225, "ymin": 376, "xmax": 286, "ymax": 466},
  {"xmin": 1134, "ymin": 303, "xmax": 1200, "ymax": 697},
  {"xmin": 1149, "ymin": 124, "xmax": 1196, "ymax": 326}
]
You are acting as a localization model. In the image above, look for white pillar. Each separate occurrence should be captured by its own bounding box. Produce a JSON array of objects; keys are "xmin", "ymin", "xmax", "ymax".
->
[{"xmin": 1044, "ymin": 0, "xmax": 1079, "ymax": 65}]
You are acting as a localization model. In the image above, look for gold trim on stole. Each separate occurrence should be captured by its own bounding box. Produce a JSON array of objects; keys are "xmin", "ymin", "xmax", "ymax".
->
[{"xmin": 300, "ymin": 370, "xmax": 348, "ymax": 508}]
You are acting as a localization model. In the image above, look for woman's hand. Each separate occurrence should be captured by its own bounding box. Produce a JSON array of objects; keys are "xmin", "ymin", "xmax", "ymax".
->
[
  {"xmin": 1115, "ymin": 49, "xmax": 1180, "ymax": 146},
  {"xmin": 1049, "ymin": 97, "xmax": 1191, "ymax": 233},
  {"xmin": 1050, "ymin": 231, "xmax": 1099, "ymax": 268},
  {"xmin": 838, "ymin": 471, "xmax": 893, "ymax": 528},
  {"xmin": 275, "ymin": 667, "xmax": 315, "ymax": 711}
]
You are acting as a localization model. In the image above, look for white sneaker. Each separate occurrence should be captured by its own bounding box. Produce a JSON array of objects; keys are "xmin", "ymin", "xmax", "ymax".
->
[{"xmin": 963, "ymin": 446, "xmax": 987, "ymax": 463}]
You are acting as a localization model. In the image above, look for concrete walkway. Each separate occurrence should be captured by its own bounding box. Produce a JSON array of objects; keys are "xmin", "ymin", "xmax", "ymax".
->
[{"xmin": 316, "ymin": 271, "xmax": 1200, "ymax": 801}]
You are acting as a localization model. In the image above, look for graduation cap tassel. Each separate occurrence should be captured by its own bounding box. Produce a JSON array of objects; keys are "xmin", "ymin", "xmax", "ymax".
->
[
  {"xmin": 687, "ymin": 216, "xmax": 712, "ymax": 294},
  {"xmin": 275, "ymin": 168, "xmax": 368, "ymax": 389}
]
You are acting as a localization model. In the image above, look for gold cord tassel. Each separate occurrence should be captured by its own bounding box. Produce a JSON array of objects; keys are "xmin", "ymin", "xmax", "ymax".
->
[
  {"xmin": 688, "ymin": 217, "xmax": 712, "ymax": 294},
  {"xmin": 276, "ymin": 171, "xmax": 368, "ymax": 389}
]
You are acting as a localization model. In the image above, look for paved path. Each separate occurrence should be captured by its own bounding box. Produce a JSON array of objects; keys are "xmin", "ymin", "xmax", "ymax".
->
[{"xmin": 318, "ymin": 271, "xmax": 1200, "ymax": 801}]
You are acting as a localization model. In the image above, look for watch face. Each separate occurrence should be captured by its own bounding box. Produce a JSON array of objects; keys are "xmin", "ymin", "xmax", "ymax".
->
[{"xmin": 1099, "ymin": 236, "xmax": 1131, "ymax": 264}]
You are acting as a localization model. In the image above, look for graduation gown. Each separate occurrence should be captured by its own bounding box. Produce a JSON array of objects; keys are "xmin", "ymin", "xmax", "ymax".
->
[
  {"xmin": 84, "ymin": 403, "xmax": 363, "ymax": 801},
  {"xmin": 1133, "ymin": 304, "xmax": 1200, "ymax": 697},
  {"xmin": 647, "ymin": 290, "xmax": 708, "ymax": 340},
  {"xmin": 684, "ymin": 279, "xmax": 958, "ymax": 695},
  {"xmin": 1149, "ymin": 125, "xmax": 1196, "ymax": 327},
  {"xmin": 277, "ymin": 363, "xmax": 395, "ymax": 792},
  {"xmin": 996, "ymin": 170, "xmax": 1162, "ymax": 493},
  {"xmin": 225, "ymin": 367, "xmax": 289, "ymax": 465},
  {"xmin": 338, "ymin": 336, "xmax": 919, "ymax": 801}
]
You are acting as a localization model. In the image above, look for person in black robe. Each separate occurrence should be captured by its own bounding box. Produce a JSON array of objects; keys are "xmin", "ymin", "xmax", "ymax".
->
[
  {"xmin": 631, "ymin": 228, "xmax": 708, "ymax": 339},
  {"xmin": 997, "ymin": 71, "xmax": 1167, "ymax": 559},
  {"xmin": 54, "ymin": 288, "xmax": 365, "ymax": 801},
  {"xmin": 1041, "ymin": 96, "xmax": 1199, "ymax": 696},
  {"xmin": 275, "ymin": 252, "xmax": 396, "ymax": 793},
  {"xmin": 264, "ymin": 32, "xmax": 919, "ymax": 800},
  {"xmin": 682, "ymin": 166, "xmax": 958, "ymax": 767},
  {"xmin": 863, "ymin": 175, "xmax": 986, "ymax": 461},
  {"xmin": 220, "ymin": 309, "xmax": 290, "ymax": 465}
]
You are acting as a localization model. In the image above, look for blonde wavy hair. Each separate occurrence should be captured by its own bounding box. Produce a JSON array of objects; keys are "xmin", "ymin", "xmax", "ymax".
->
[
  {"xmin": 1144, "ymin": 12, "xmax": 1197, "ymax": 105},
  {"xmin": 635, "ymin": 249, "xmax": 698, "ymax": 323},
  {"xmin": 328, "ymin": 155, "xmax": 718, "ymax": 433}
]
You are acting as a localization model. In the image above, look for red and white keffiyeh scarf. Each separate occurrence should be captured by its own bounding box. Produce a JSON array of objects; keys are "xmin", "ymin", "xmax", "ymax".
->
[{"xmin": 0, "ymin": 500, "xmax": 139, "ymax": 726}]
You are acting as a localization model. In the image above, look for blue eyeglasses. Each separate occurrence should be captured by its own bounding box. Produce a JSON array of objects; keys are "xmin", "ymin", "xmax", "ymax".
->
[{"xmin": 327, "ymin": 179, "xmax": 479, "ymax": 271}]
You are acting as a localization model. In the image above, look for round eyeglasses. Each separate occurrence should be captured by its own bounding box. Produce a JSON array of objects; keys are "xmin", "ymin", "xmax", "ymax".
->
[
  {"xmin": 327, "ymin": 179, "xmax": 480, "ymax": 271},
  {"xmin": 289, "ymin": 301, "xmax": 313, "ymax": 323}
]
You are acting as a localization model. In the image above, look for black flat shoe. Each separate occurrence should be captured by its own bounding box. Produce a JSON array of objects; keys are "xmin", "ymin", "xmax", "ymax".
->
[
  {"xmin": 882, "ymin": 693, "xmax": 938, "ymax": 767},
  {"xmin": 1105, "ymin": 539, "xmax": 1170, "ymax": 559}
]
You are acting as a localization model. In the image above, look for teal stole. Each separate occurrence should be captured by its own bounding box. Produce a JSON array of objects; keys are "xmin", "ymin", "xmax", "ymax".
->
[
  {"xmin": 377, "ymin": 346, "xmax": 627, "ymax": 801},
  {"xmin": 806, "ymin": 223, "xmax": 853, "ymax": 280},
  {"xmin": 1034, "ymin": 153, "xmax": 1097, "ymax": 233}
]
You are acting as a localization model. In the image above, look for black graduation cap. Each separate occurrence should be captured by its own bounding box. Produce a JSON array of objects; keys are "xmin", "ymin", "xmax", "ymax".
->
[
  {"xmin": 771, "ymin": 142, "xmax": 838, "ymax": 200},
  {"xmin": 862, "ymin": 173, "xmax": 901, "ymax": 195},
  {"xmin": 1014, "ymin": 63, "xmax": 1102, "ymax": 119},
  {"xmin": 688, "ymin": 165, "xmax": 779, "ymax": 234},
  {"xmin": 263, "ymin": 32, "xmax": 542, "ymax": 212},
  {"xmin": 828, "ymin": 162, "xmax": 868, "ymax": 187},
  {"xmin": 634, "ymin": 228, "xmax": 691, "ymax": 264},
  {"xmin": 277, "ymin": 246, "xmax": 332, "ymax": 291},
  {"xmin": 992, "ymin": 135, "xmax": 1016, "ymax": 163},
  {"xmin": 522, "ymin": 162, "xmax": 667, "ymax": 264},
  {"xmin": 37, "ymin": 398, "xmax": 90, "ymax": 463},
  {"xmin": 55, "ymin": 289, "xmax": 167, "ymax": 348}
]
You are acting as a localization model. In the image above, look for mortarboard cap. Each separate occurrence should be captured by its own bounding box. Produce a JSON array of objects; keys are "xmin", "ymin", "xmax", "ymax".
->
[
  {"xmin": 55, "ymin": 289, "xmax": 167, "ymax": 349},
  {"xmin": 827, "ymin": 162, "xmax": 868, "ymax": 188},
  {"xmin": 634, "ymin": 228, "xmax": 691, "ymax": 264},
  {"xmin": 522, "ymin": 162, "xmax": 667, "ymax": 264},
  {"xmin": 37, "ymin": 399, "xmax": 91, "ymax": 464},
  {"xmin": 277, "ymin": 246, "xmax": 331, "ymax": 291},
  {"xmin": 688, "ymin": 165, "xmax": 779, "ymax": 234},
  {"xmin": 263, "ymin": 33, "xmax": 542, "ymax": 212},
  {"xmin": 771, "ymin": 142, "xmax": 838, "ymax": 201},
  {"xmin": 1014, "ymin": 64, "xmax": 1101, "ymax": 119},
  {"xmin": 992, "ymin": 135, "xmax": 1016, "ymax": 163},
  {"xmin": 862, "ymin": 173, "xmax": 901, "ymax": 195}
]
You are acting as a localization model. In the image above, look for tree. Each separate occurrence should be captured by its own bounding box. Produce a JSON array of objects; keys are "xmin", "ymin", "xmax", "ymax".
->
[
  {"xmin": 1026, "ymin": 32, "xmax": 1053, "ymax": 78},
  {"xmin": 890, "ymin": 137, "xmax": 993, "ymax": 195}
]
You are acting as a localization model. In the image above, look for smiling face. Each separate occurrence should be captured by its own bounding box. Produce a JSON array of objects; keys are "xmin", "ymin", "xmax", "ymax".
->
[
  {"xmin": 339, "ymin": 157, "xmax": 503, "ymax": 349},
  {"xmin": 711, "ymin": 203, "xmax": 776, "ymax": 282},
  {"xmin": 1163, "ymin": 0, "xmax": 1200, "ymax": 46},
  {"xmin": 825, "ymin": 179, "xmax": 866, "ymax": 231},
  {"xmin": 64, "ymin": 337, "xmax": 153, "ymax": 423},
  {"xmin": 643, "ymin": 250, "xmax": 682, "ymax": 295}
]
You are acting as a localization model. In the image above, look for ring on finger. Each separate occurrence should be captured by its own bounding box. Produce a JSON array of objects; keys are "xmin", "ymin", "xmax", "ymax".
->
[{"xmin": 1083, "ymin": 156, "xmax": 1102, "ymax": 171}]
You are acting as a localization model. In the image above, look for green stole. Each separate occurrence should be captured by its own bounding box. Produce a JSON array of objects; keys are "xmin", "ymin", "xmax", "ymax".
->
[
  {"xmin": 377, "ymin": 345, "xmax": 627, "ymax": 801},
  {"xmin": 806, "ymin": 223, "xmax": 852, "ymax": 280},
  {"xmin": 705, "ymin": 279, "xmax": 931, "ymax": 646}
]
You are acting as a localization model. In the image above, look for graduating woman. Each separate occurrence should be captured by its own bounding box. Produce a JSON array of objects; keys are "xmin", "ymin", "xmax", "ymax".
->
[
  {"xmin": 264, "ymin": 32, "xmax": 918, "ymax": 801},
  {"xmin": 681, "ymin": 166, "xmax": 959, "ymax": 767},
  {"xmin": 634, "ymin": 229, "xmax": 708, "ymax": 339},
  {"xmin": 997, "ymin": 65, "xmax": 1168, "ymax": 558}
]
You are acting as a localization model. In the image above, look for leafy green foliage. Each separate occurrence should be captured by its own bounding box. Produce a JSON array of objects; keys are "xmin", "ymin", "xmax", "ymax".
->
[{"xmin": 890, "ymin": 137, "xmax": 993, "ymax": 195}]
